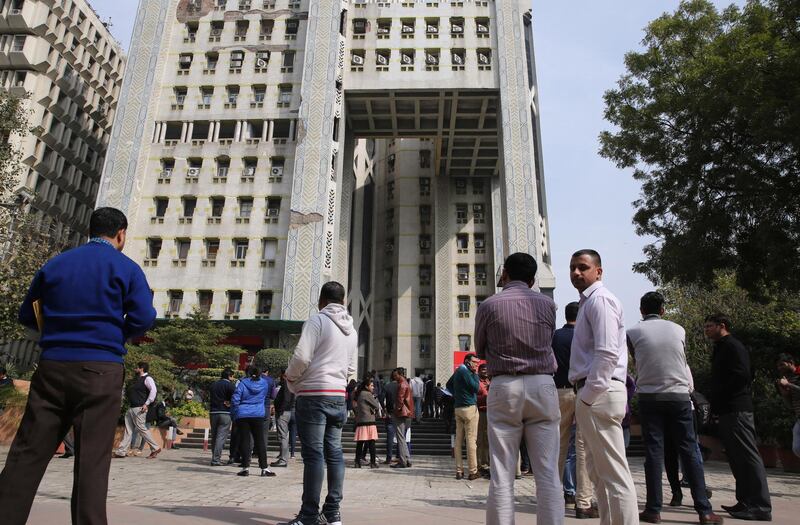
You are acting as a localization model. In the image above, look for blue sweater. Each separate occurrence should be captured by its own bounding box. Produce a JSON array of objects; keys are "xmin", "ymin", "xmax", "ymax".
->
[
  {"xmin": 232, "ymin": 377, "xmax": 268, "ymax": 420},
  {"xmin": 18, "ymin": 241, "xmax": 156, "ymax": 363}
]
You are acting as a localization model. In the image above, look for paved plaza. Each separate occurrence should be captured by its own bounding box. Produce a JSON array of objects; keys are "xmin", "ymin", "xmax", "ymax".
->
[{"xmin": 3, "ymin": 447, "xmax": 799, "ymax": 524}]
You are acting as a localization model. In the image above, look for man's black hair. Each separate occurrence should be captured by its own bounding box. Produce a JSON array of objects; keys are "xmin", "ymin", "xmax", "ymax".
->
[
  {"xmin": 89, "ymin": 207, "xmax": 128, "ymax": 238},
  {"xmin": 571, "ymin": 249, "xmax": 602, "ymax": 266},
  {"xmin": 463, "ymin": 353, "xmax": 476, "ymax": 364},
  {"xmin": 777, "ymin": 353, "xmax": 795, "ymax": 365},
  {"xmin": 320, "ymin": 281, "xmax": 346, "ymax": 304},
  {"xmin": 137, "ymin": 361, "xmax": 149, "ymax": 373},
  {"xmin": 221, "ymin": 368, "xmax": 233, "ymax": 379},
  {"xmin": 704, "ymin": 313, "xmax": 731, "ymax": 330},
  {"xmin": 640, "ymin": 292, "xmax": 665, "ymax": 316},
  {"xmin": 564, "ymin": 301, "xmax": 580, "ymax": 322},
  {"xmin": 503, "ymin": 252, "xmax": 538, "ymax": 283},
  {"xmin": 246, "ymin": 365, "xmax": 261, "ymax": 379}
]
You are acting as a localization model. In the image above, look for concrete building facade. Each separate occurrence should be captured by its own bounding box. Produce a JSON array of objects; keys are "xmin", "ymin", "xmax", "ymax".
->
[
  {"xmin": 99, "ymin": 0, "xmax": 553, "ymax": 380},
  {"xmin": 0, "ymin": 0, "xmax": 125, "ymax": 243}
]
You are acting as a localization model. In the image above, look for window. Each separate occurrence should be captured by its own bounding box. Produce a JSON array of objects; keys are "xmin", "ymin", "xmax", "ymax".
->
[
  {"xmin": 475, "ymin": 264, "xmax": 488, "ymax": 285},
  {"xmin": 419, "ymin": 177, "xmax": 431, "ymax": 196},
  {"xmin": 176, "ymin": 239, "xmax": 191, "ymax": 260},
  {"xmin": 185, "ymin": 22, "xmax": 198, "ymax": 42},
  {"xmin": 419, "ymin": 205, "xmax": 431, "ymax": 225},
  {"xmin": 205, "ymin": 239, "xmax": 220, "ymax": 259},
  {"xmin": 238, "ymin": 197, "xmax": 253, "ymax": 218},
  {"xmin": 376, "ymin": 49, "xmax": 390, "ymax": 68},
  {"xmin": 173, "ymin": 87, "xmax": 187, "ymax": 106},
  {"xmin": 243, "ymin": 158, "xmax": 257, "ymax": 178},
  {"xmin": 458, "ymin": 296, "xmax": 470, "ymax": 317},
  {"xmin": 401, "ymin": 19, "xmax": 414, "ymax": 37},
  {"xmin": 450, "ymin": 18, "xmax": 464, "ymax": 36},
  {"xmin": 383, "ymin": 337, "xmax": 392, "ymax": 360},
  {"xmin": 235, "ymin": 20, "xmax": 249, "ymax": 40},
  {"xmin": 387, "ymin": 180, "xmax": 395, "ymax": 200},
  {"xmin": 209, "ymin": 22, "xmax": 223, "ymax": 42},
  {"xmin": 255, "ymin": 51, "xmax": 270, "ymax": 70},
  {"xmin": 474, "ymin": 233, "xmax": 486, "ymax": 253},
  {"xmin": 259, "ymin": 19, "xmax": 274, "ymax": 39},
  {"xmin": 238, "ymin": 0, "xmax": 251, "ymax": 9},
  {"xmin": 234, "ymin": 239, "xmax": 249, "ymax": 259},
  {"xmin": 187, "ymin": 159, "xmax": 202, "ymax": 179},
  {"xmin": 216, "ymin": 158, "xmax": 230, "ymax": 178},
  {"xmin": 419, "ymin": 335, "xmax": 431, "ymax": 358},
  {"xmin": 385, "ymin": 208, "xmax": 394, "ymax": 230},
  {"xmin": 285, "ymin": 19, "xmax": 299, "ymax": 38},
  {"xmin": 278, "ymin": 84, "xmax": 292, "ymax": 106},
  {"xmin": 419, "ymin": 234, "xmax": 431, "ymax": 253},
  {"xmin": 476, "ymin": 18, "xmax": 490, "ymax": 37},
  {"xmin": 456, "ymin": 203, "xmax": 468, "ymax": 223},
  {"xmin": 253, "ymin": 85, "xmax": 266, "ymax": 103},
  {"xmin": 353, "ymin": 19, "xmax": 367, "ymax": 35},
  {"xmin": 455, "ymin": 178, "xmax": 467, "ymax": 194},
  {"xmin": 426, "ymin": 19, "xmax": 439, "ymax": 36},
  {"xmin": 472, "ymin": 178, "xmax": 484, "ymax": 195},
  {"xmin": 227, "ymin": 291, "xmax": 243, "ymax": 314},
  {"xmin": 458, "ymin": 334, "xmax": 471, "ymax": 352},
  {"xmin": 351, "ymin": 50, "xmax": 365, "ymax": 69},
  {"xmin": 282, "ymin": 50, "xmax": 295, "ymax": 71},
  {"xmin": 11, "ymin": 35, "xmax": 26, "ymax": 52},
  {"xmin": 226, "ymin": 85, "xmax": 239, "ymax": 105},
  {"xmin": 230, "ymin": 51, "xmax": 244, "ymax": 70},
  {"xmin": 168, "ymin": 290, "xmax": 183, "ymax": 314},
  {"xmin": 384, "ymin": 237, "xmax": 394, "ymax": 255},
  {"xmin": 419, "ymin": 149, "xmax": 431, "ymax": 168},
  {"xmin": 456, "ymin": 233, "xmax": 469, "ymax": 253},
  {"xmin": 198, "ymin": 291, "xmax": 213, "ymax": 314},
  {"xmin": 473, "ymin": 203, "xmax": 485, "ymax": 223},
  {"xmin": 451, "ymin": 49, "xmax": 465, "ymax": 70},
  {"xmin": 154, "ymin": 197, "xmax": 168, "ymax": 217},
  {"xmin": 383, "ymin": 299, "xmax": 392, "ymax": 321},
  {"xmin": 261, "ymin": 238, "xmax": 277, "ymax": 264},
  {"xmin": 178, "ymin": 53, "xmax": 193, "ymax": 70},
  {"xmin": 182, "ymin": 197, "xmax": 196, "ymax": 217},
  {"xmin": 200, "ymin": 86, "xmax": 213, "ymax": 106},
  {"xmin": 457, "ymin": 264, "xmax": 469, "ymax": 285},
  {"xmin": 211, "ymin": 197, "xmax": 225, "ymax": 217},
  {"xmin": 400, "ymin": 49, "xmax": 414, "ymax": 70},
  {"xmin": 419, "ymin": 264, "xmax": 432, "ymax": 286},
  {"xmin": 270, "ymin": 157, "xmax": 284, "ymax": 179},
  {"xmin": 266, "ymin": 197, "xmax": 281, "ymax": 220},
  {"xmin": 160, "ymin": 159, "xmax": 174, "ymax": 178},
  {"xmin": 257, "ymin": 291, "xmax": 273, "ymax": 315},
  {"xmin": 147, "ymin": 238, "xmax": 162, "ymax": 259},
  {"xmin": 425, "ymin": 49, "xmax": 439, "ymax": 70}
]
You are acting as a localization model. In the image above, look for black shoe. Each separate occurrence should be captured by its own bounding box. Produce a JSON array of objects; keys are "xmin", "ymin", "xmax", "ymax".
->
[
  {"xmin": 639, "ymin": 510, "xmax": 662, "ymax": 523},
  {"xmin": 270, "ymin": 459, "xmax": 288, "ymax": 467},
  {"xmin": 455, "ymin": 471, "xmax": 463, "ymax": 480},
  {"xmin": 707, "ymin": 488, "xmax": 713, "ymax": 499},
  {"xmin": 237, "ymin": 469, "xmax": 249, "ymax": 476},
  {"xmin": 728, "ymin": 510, "xmax": 772, "ymax": 521},
  {"xmin": 369, "ymin": 462, "xmax": 379, "ymax": 469},
  {"xmin": 210, "ymin": 461, "xmax": 222, "ymax": 466},
  {"xmin": 176, "ymin": 429, "xmax": 184, "ymax": 435},
  {"xmin": 564, "ymin": 493, "xmax": 576, "ymax": 505},
  {"xmin": 353, "ymin": 460, "xmax": 362, "ymax": 468},
  {"xmin": 59, "ymin": 452, "xmax": 73, "ymax": 459},
  {"xmin": 669, "ymin": 494, "xmax": 683, "ymax": 507},
  {"xmin": 227, "ymin": 458, "xmax": 236, "ymax": 465},
  {"xmin": 390, "ymin": 462, "xmax": 408, "ymax": 469},
  {"xmin": 318, "ymin": 511, "xmax": 342, "ymax": 525},
  {"xmin": 722, "ymin": 503, "xmax": 748, "ymax": 514},
  {"xmin": 575, "ymin": 507, "xmax": 600, "ymax": 519},
  {"xmin": 261, "ymin": 468, "xmax": 276, "ymax": 477}
]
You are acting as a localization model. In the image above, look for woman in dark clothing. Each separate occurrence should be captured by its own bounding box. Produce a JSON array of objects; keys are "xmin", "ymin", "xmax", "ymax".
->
[
  {"xmin": 231, "ymin": 366, "xmax": 276, "ymax": 477},
  {"xmin": 353, "ymin": 377, "xmax": 381, "ymax": 468}
]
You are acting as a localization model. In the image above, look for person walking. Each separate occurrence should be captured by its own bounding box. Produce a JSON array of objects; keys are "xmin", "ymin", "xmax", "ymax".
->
[
  {"xmin": 410, "ymin": 373, "xmax": 425, "ymax": 423},
  {"xmin": 552, "ymin": 301, "xmax": 579, "ymax": 506},
  {"xmin": 391, "ymin": 368, "xmax": 415, "ymax": 469},
  {"xmin": 231, "ymin": 365, "xmax": 276, "ymax": 477},
  {"xmin": 0, "ymin": 207, "xmax": 156, "ymax": 525},
  {"xmin": 209, "ymin": 368, "xmax": 236, "ymax": 466},
  {"xmin": 279, "ymin": 281, "xmax": 357, "ymax": 525},
  {"xmin": 272, "ymin": 370, "xmax": 296, "ymax": 468},
  {"xmin": 476, "ymin": 363, "xmax": 491, "ymax": 476},
  {"xmin": 705, "ymin": 313, "xmax": 772, "ymax": 521},
  {"xmin": 567, "ymin": 249, "xmax": 638, "ymax": 524},
  {"xmin": 446, "ymin": 354, "xmax": 480, "ymax": 480},
  {"xmin": 114, "ymin": 362, "xmax": 162, "ymax": 459},
  {"xmin": 628, "ymin": 292, "xmax": 722, "ymax": 524},
  {"xmin": 476, "ymin": 252, "xmax": 562, "ymax": 525},
  {"xmin": 353, "ymin": 377, "xmax": 381, "ymax": 468},
  {"xmin": 424, "ymin": 374, "xmax": 435, "ymax": 418},
  {"xmin": 383, "ymin": 374, "xmax": 398, "ymax": 464},
  {"xmin": 776, "ymin": 353, "xmax": 800, "ymax": 458}
]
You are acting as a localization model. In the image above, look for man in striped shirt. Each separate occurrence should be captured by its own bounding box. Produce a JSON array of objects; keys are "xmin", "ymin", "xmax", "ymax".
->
[{"xmin": 476, "ymin": 252, "xmax": 563, "ymax": 525}]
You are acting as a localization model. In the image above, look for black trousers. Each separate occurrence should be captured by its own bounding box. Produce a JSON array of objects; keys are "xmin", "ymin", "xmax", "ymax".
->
[
  {"xmin": 355, "ymin": 440, "xmax": 376, "ymax": 463},
  {"xmin": 237, "ymin": 417, "xmax": 268, "ymax": 469},
  {"xmin": 0, "ymin": 360, "xmax": 123, "ymax": 525},
  {"xmin": 718, "ymin": 411, "xmax": 772, "ymax": 513}
]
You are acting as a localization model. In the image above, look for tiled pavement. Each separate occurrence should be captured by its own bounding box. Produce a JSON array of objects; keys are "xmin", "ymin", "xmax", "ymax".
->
[{"xmin": 2, "ymin": 446, "xmax": 798, "ymax": 524}]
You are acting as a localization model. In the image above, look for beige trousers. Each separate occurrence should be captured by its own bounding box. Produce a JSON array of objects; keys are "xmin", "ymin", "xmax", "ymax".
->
[
  {"xmin": 558, "ymin": 388, "xmax": 576, "ymax": 478},
  {"xmin": 486, "ymin": 375, "xmax": 563, "ymax": 525},
  {"xmin": 477, "ymin": 409, "xmax": 489, "ymax": 470},
  {"xmin": 575, "ymin": 424, "xmax": 595, "ymax": 509},
  {"xmin": 575, "ymin": 381, "xmax": 639, "ymax": 525},
  {"xmin": 454, "ymin": 405, "xmax": 479, "ymax": 474}
]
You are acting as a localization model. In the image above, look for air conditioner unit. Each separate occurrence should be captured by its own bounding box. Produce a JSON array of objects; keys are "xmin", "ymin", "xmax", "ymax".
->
[
  {"xmin": 451, "ymin": 24, "xmax": 463, "ymax": 33},
  {"xmin": 474, "ymin": 239, "xmax": 485, "ymax": 248},
  {"xmin": 419, "ymin": 297, "xmax": 431, "ymax": 306},
  {"xmin": 420, "ymin": 240, "xmax": 431, "ymax": 249},
  {"xmin": 426, "ymin": 53, "xmax": 438, "ymax": 65},
  {"xmin": 267, "ymin": 208, "xmax": 279, "ymax": 216},
  {"xmin": 377, "ymin": 26, "xmax": 390, "ymax": 34},
  {"xmin": 401, "ymin": 24, "xmax": 414, "ymax": 33},
  {"xmin": 401, "ymin": 53, "xmax": 413, "ymax": 65},
  {"xmin": 419, "ymin": 306, "xmax": 430, "ymax": 314},
  {"xmin": 376, "ymin": 54, "xmax": 389, "ymax": 66},
  {"xmin": 476, "ymin": 272, "xmax": 487, "ymax": 280},
  {"xmin": 478, "ymin": 52, "xmax": 490, "ymax": 65},
  {"xmin": 188, "ymin": 167, "xmax": 200, "ymax": 176},
  {"xmin": 245, "ymin": 167, "xmax": 256, "ymax": 176},
  {"xmin": 351, "ymin": 54, "xmax": 364, "ymax": 66},
  {"xmin": 452, "ymin": 53, "xmax": 464, "ymax": 65},
  {"xmin": 271, "ymin": 166, "xmax": 284, "ymax": 177},
  {"xmin": 426, "ymin": 25, "xmax": 438, "ymax": 34},
  {"xmin": 456, "ymin": 179, "xmax": 467, "ymax": 188},
  {"xmin": 179, "ymin": 56, "xmax": 192, "ymax": 64},
  {"xmin": 477, "ymin": 24, "xmax": 489, "ymax": 33},
  {"xmin": 256, "ymin": 58, "xmax": 268, "ymax": 68}
]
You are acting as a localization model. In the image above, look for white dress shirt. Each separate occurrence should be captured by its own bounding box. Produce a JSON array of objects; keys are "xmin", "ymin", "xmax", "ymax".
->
[
  {"xmin": 568, "ymin": 281, "xmax": 628, "ymax": 405},
  {"xmin": 143, "ymin": 373, "xmax": 157, "ymax": 406}
]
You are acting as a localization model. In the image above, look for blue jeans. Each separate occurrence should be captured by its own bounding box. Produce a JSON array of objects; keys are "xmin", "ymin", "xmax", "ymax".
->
[
  {"xmin": 385, "ymin": 418, "xmax": 396, "ymax": 460},
  {"xmin": 295, "ymin": 396, "xmax": 347, "ymax": 522},
  {"xmin": 640, "ymin": 398, "xmax": 712, "ymax": 514},
  {"xmin": 414, "ymin": 397, "xmax": 422, "ymax": 421},
  {"xmin": 563, "ymin": 424, "xmax": 576, "ymax": 495}
]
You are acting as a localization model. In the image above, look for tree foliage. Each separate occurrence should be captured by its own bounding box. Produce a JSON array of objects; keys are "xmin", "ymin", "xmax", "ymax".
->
[
  {"xmin": 137, "ymin": 309, "xmax": 242, "ymax": 369},
  {"xmin": 123, "ymin": 344, "xmax": 183, "ymax": 401},
  {"xmin": 253, "ymin": 348, "xmax": 293, "ymax": 376},
  {"xmin": 662, "ymin": 272, "xmax": 800, "ymax": 445},
  {"xmin": 600, "ymin": 0, "xmax": 800, "ymax": 298}
]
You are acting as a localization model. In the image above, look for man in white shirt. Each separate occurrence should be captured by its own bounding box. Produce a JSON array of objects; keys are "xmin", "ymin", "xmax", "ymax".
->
[
  {"xmin": 114, "ymin": 362, "xmax": 161, "ymax": 459},
  {"xmin": 567, "ymin": 249, "xmax": 638, "ymax": 524},
  {"xmin": 410, "ymin": 374, "xmax": 425, "ymax": 423}
]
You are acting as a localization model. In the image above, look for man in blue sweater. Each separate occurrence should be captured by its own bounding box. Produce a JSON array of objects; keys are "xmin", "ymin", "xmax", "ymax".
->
[
  {"xmin": 0, "ymin": 207, "xmax": 156, "ymax": 525},
  {"xmin": 446, "ymin": 353, "xmax": 481, "ymax": 480}
]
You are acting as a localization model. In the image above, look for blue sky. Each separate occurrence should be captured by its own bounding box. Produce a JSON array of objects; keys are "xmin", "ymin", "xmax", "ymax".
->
[{"xmin": 89, "ymin": 0, "xmax": 742, "ymax": 326}]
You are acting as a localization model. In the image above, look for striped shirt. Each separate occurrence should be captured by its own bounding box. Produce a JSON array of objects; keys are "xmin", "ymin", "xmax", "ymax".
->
[{"xmin": 475, "ymin": 281, "xmax": 557, "ymax": 377}]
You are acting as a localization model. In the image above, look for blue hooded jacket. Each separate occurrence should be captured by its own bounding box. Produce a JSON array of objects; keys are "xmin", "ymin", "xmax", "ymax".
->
[{"xmin": 231, "ymin": 376, "xmax": 268, "ymax": 420}]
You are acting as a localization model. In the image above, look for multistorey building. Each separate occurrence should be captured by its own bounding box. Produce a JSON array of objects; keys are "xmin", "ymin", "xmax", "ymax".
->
[
  {"xmin": 99, "ymin": 0, "xmax": 554, "ymax": 379},
  {"xmin": 0, "ymin": 0, "xmax": 125, "ymax": 243}
]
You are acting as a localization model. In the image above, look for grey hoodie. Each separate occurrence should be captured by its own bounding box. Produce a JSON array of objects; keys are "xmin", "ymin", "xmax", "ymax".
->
[{"xmin": 285, "ymin": 303, "xmax": 358, "ymax": 396}]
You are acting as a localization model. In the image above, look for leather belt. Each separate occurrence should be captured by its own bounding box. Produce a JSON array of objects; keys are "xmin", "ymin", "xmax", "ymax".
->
[{"xmin": 573, "ymin": 377, "xmax": 623, "ymax": 393}]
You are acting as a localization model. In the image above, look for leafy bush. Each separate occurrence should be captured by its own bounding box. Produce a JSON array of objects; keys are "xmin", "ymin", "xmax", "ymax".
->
[
  {"xmin": 169, "ymin": 400, "xmax": 209, "ymax": 419},
  {"xmin": 253, "ymin": 348, "xmax": 293, "ymax": 377}
]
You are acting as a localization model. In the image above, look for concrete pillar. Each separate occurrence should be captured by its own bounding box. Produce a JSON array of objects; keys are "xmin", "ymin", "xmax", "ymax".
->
[
  {"xmin": 180, "ymin": 121, "xmax": 188, "ymax": 142},
  {"xmin": 152, "ymin": 122, "xmax": 160, "ymax": 143},
  {"xmin": 158, "ymin": 122, "xmax": 167, "ymax": 143},
  {"xmin": 207, "ymin": 121, "xmax": 215, "ymax": 142},
  {"xmin": 234, "ymin": 120, "xmax": 242, "ymax": 142},
  {"xmin": 261, "ymin": 120, "xmax": 268, "ymax": 141},
  {"xmin": 289, "ymin": 119, "xmax": 296, "ymax": 141},
  {"xmin": 266, "ymin": 120, "xmax": 274, "ymax": 141},
  {"xmin": 186, "ymin": 122, "xmax": 194, "ymax": 142}
]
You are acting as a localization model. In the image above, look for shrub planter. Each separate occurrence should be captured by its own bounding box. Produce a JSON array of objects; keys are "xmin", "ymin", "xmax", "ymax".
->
[
  {"xmin": 758, "ymin": 445, "xmax": 779, "ymax": 468},
  {"xmin": 779, "ymin": 448, "xmax": 800, "ymax": 473}
]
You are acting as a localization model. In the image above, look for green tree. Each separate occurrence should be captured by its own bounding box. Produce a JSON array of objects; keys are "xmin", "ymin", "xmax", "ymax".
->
[
  {"xmin": 138, "ymin": 309, "xmax": 242, "ymax": 369},
  {"xmin": 600, "ymin": 0, "xmax": 800, "ymax": 298},
  {"xmin": 253, "ymin": 348, "xmax": 293, "ymax": 376}
]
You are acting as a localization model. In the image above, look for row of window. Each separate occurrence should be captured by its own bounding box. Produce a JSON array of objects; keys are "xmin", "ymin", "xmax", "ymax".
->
[
  {"xmin": 148, "ymin": 196, "xmax": 283, "ymax": 222},
  {"xmin": 384, "ymin": 226, "xmax": 486, "ymax": 256},
  {"xmin": 154, "ymin": 118, "xmax": 295, "ymax": 146},
  {"xmin": 165, "ymin": 289, "xmax": 274, "ymax": 317},
  {"xmin": 146, "ymin": 237, "xmax": 279, "ymax": 264},
  {"xmin": 351, "ymin": 48, "xmax": 490, "ymax": 70},
  {"xmin": 382, "ymin": 262, "xmax": 490, "ymax": 288},
  {"xmin": 382, "ymin": 295, "xmax": 485, "ymax": 322},
  {"xmin": 177, "ymin": 50, "xmax": 295, "ymax": 74},
  {"xmin": 171, "ymin": 84, "xmax": 293, "ymax": 108},
  {"xmin": 182, "ymin": 17, "xmax": 299, "ymax": 43},
  {"xmin": 350, "ymin": 17, "xmax": 490, "ymax": 39},
  {"xmin": 210, "ymin": 1, "xmax": 299, "ymax": 13},
  {"xmin": 385, "ymin": 178, "xmax": 484, "ymax": 201},
  {"xmin": 158, "ymin": 157, "xmax": 285, "ymax": 180}
]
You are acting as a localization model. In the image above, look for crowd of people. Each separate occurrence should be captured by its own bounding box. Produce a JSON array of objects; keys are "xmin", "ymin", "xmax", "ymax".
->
[{"xmin": 0, "ymin": 207, "xmax": 796, "ymax": 525}]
